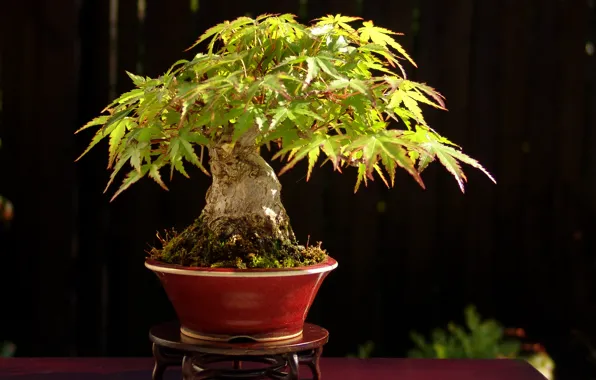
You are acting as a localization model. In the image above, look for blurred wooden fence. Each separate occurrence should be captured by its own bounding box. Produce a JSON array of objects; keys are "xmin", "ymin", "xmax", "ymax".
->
[{"xmin": 1, "ymin": 0, "xmax": 595, "ymax": 375}]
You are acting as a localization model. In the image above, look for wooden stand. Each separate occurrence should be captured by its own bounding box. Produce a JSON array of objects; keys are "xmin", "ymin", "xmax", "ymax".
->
[{"xmin": 149, "ymin": 321, "xmax": 328, "ymax": 380}]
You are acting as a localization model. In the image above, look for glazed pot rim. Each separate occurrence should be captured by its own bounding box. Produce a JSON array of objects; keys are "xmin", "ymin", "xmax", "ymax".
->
[{"xmin": 145, "ymin": 255, "xmax": 338, "ymax": 277}]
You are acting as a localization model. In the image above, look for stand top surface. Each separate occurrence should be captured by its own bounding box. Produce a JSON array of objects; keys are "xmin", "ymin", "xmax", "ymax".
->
[{"xmin": 149, "ymin": 322, "xmax": 328, "ymax": 356}]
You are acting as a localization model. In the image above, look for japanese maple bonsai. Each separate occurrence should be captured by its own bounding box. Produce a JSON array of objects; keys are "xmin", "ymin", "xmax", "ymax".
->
[{"xmin": 76, "ymin": 14, "xmax": 494, "ymax": 341}]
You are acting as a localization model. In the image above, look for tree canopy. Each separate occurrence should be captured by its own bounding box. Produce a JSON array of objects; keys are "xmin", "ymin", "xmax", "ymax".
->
[{"xmin": 76, "ymin": 13, "xmax": 495, "ymax": 200}]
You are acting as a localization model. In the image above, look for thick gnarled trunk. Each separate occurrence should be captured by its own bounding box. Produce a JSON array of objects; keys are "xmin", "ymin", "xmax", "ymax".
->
[
  {"xmin": 150, "ymin": 139, "xmax": 327, "ymax": 268},
  {"xmin": 201, "ymin": 144, "xmax": 295, "ymax": 243}
]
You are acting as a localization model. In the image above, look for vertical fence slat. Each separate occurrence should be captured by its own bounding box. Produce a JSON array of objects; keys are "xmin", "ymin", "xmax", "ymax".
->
[
  {"xmin": 553, "ymin": 0, "xmax": 589, "ymax": 325},
  {"xmin": 494, "ymin": 0, "xmax": 531, "ymax": 325},
  {"xmin": 582, "ymin": 0, "xmax": 596, "ymax": 354},
  {"xmin": 116, "ymin": 0, "xmax": 140, "ymax": 91},
  {"xmin": 75, "ymin": 0, "xmax": 112, "ymax": 356},
  {"xmin": 105, "ymin": 0, "xmax": 151, "ymax": 356},
  {"xmin": 431, "ymin": 0, "xmax": 475, "ymax": 320},
  {"xmin": 1, "ymin": 0, "xmax": 78, "ymax": 355},
  {"xmin": 518, "ymin": 0, "xmax": 560, "ymax": 333},
  {"xmin": 461, "ymin": 0, "xmax": 501, "ymax": 312}
]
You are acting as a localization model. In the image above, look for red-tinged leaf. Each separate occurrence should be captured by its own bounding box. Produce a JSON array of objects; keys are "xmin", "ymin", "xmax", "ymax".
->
[
  {"xmin": 373, "ymin": 163, "xmax": 389, "ymax": 187},
  {"xmin": 75, "ymin": 115, "xmax": 109, "ymax": 134},
  {"xmin": 186, "ymin": 18, "xmax": 253, "ymax": 52},
  {"xmin": 75, "ymin": 129, "xmax": 106, "ymax": 162},
  {"xmin": 427, "ymin": 140, "xmax": 496, "ymax": 188},
  {"xmin": 110, "ymin": 166, "xmax": 149, "ymax": 202},
  {"xmin": 320, "ymin": 137, "xmax": 342, "ymax": 170},
  {"xmin": 314, "ymin": 14, "xmax": 362, "ymax": 25},
  {"xmin": 358, "ymin": 21, "xmax": 415, "ymax": 67},
  {"xmin": 414, "ymin": 82, "xmax": 447, "ymax": 109},
  {"xmin": 434, "ymin": 147, "xmax": 467, "ymax": 193},
  {"xmin": 278, "ymin": 136, "xmax": 326, "ymax": 176},
  {"xmin": 382, "ymin": 142, "xmax": 425, "ymax": 189},
  {"xmin": 149, "ymin": 164, "xmax": 169, "ymax": 191},
  {"xmin": 180, "ymin": 138, "xmax": 210, "ymax": 176},
  {"xmin": 402, "ymin": 95, "xmax": 425, "ymax": 124},
  {"xmin": 104, "ymin": 146, "xmax": 133, "ymax": 192},
  {"xmin": 130, "ymin": 145, "xmax": 142, "ymax": 173},
  {"xmin": 417, "ymin": 151, "xmax": 434, "ymax": 173},
  {"xmin": 107, "ymin": 121, "xmax": 127, "ymax": 169},
  {"xmin": 407, "ymin": 90, "xmax": 446, "ymax": 110},
  {"xmin": 174, "ymin": 159, "xmax": 190, "ymax": 178},
  {"xmin": 306, "ymin": 147, "xmax": 320, "ymax": 181},
  {"xmin": 334, "ymin": 15, "xmax": 363, "ymax": 23},
  {"xmin": 359, "ymin": 44, "xmax": 401, "ymax": 72},
  {"xmin": 126, "ymin": 71, "xmax": 146, "ymax": 86},
  {"xmin": 354, "ymin": 163, "xmax": 368, "ymax": 193},
  {"xmin": 256, "ymin": 13, "xmax": 278, "ymax": 21},
  {"xmin": 344, "ymin": 132, "xmax": 425, "ymax": 188},
  {"xmin": 385, "ymin": 38, "xmax": 416, "ymax": 68},
  {"xmin": 380, "ymin": 152, "xmax": 396, "ymax": 186},
  {"xmin": 168, "ymin": 138, "xmax": 181, "ymax": 182}
]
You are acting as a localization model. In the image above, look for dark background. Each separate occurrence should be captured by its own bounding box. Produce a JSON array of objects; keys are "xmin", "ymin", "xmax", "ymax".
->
[{"xmin": 1, "ymin": 0, "xmax": 595, "ymax": 378}]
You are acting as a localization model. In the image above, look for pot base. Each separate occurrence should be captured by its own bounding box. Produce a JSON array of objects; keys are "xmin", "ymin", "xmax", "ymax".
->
[{"xmin": 180, "ymin": 325, "xmax": 303, "ymax": 343}]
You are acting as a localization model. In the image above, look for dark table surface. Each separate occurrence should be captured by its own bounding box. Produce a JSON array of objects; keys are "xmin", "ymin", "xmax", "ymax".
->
[{"xmin": 0, "ymin": 357, "xmax": 546, "ymax": 379}]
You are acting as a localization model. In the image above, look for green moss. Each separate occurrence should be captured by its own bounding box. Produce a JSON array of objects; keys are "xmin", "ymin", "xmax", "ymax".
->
[{"xmin": 148, "ymin": 218, "xmax": 328, "ymax": 268}]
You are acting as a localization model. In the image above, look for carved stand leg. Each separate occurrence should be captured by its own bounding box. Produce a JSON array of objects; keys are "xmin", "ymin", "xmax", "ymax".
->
[
  {"xmin": 181, "ymin": 355, "xmax": 195, "ymax": 379},
  {"xmin": 300, "ymin": 347, "xmax": 323, "ymax": 380},
  {"xmin": 269, "ymin": 353, "xmax": 299, "ymax": 380},
  {"xmin": 152, "ymin": 343, "xmax": 184, "ymax": 380},
  {"xmin": 286, "ymin": 353, "xmax": 299, "ymax": 379}
]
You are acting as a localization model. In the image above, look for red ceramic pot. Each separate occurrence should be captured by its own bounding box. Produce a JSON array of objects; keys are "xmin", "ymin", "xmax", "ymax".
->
[{"xmin": 145, "ymin": 256, "xmax": 338, "ymax": 342}]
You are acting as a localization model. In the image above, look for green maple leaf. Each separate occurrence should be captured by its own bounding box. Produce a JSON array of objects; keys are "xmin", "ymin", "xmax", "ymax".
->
[
  {"xmin": 315, "ymin": 14, "xmax": 362, "ymax": 35},
  {"xmin": 179, "ymin": 137, "xmax": 210, "ymax": 176},
  {"xmin": 354, "ymin": 163, "xmax": 369, "ymax": 192},
  {"xmin": 306, "ymin": 146, "xmax": 320, "ymax": 181},
  {"xmin": 345, "ymin": 131, "xmax": 425, "ymax": 191},
  {"xmin": 420, "ymin": 136, "xmax": 496, "ymax": 193},
  {"xmin": 110, "ymin": 166, "xmax": 149, "ymax": 201},
  {"xmin": 358, "ymin": 21, "xmax": 416, "ymax": 67},
  {"xmin": 75, "ymin": 115, "xmax": 109, "ymax": 134},
  {"xmin": 107, "ymin": 120, "xmax": 130, "ymax": 168},
  {"xmin": 274, "ymin": 134, "xmax": 326, "ymax": 175},
  {"xmin": 149, "ymin": 164, "xmax": 169, "ymax": 191}
]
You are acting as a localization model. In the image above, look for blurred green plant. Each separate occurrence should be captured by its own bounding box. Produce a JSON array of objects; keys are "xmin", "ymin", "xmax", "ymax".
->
[
  {"xmin": 349, "ymin": 305, "xmax": 555, "ymax": 380},
  {"xmin": 1, "ymin": 342, "xmax": 15, "ymax": 358},
  {"xmin": 347, "ymin": 340, "xmax": 375, "ymax": 359},
  {"xmin": 408, "ymin": 305, "xmax": 521, "ymax": 359},
  {"xmin": 409, "ymin": 305, "xmax": 555, "ymax": 379}
]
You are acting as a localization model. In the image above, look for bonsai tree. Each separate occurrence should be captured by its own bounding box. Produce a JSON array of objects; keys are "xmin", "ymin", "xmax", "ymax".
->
[{"xmin": 76, "ymin": 14, "xmax": 494, "ymax": 268}]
